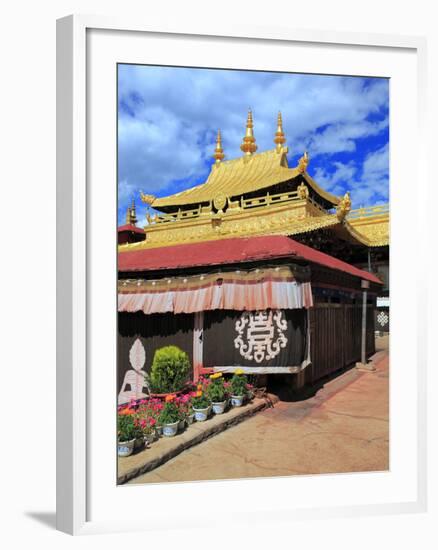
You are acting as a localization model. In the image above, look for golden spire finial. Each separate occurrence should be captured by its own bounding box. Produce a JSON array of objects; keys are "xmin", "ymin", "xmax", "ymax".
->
[
  {"xmin": 126, "ymin": 198, "xmax": 138, "ymax": 225},
  {"xmin": 240, "ymin": 109, "xmax": 257, "ymax": 156},
  {"xmin": 274, "ymin": 111, "xmax": 286, "ymax": 152},
  {"xmin": 213, "ymin": 129, "xmax": 225, "ymax": 164}
]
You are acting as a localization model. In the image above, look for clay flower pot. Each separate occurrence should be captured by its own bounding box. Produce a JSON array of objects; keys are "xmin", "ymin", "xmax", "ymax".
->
[{"xmin": 148, "ymin": 388, "xmax": 185, "ymax": 399}]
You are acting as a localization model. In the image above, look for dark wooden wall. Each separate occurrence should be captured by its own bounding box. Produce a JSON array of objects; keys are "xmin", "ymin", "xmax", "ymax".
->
[
  {"xmin": 309, "ymin": 303, "xmax": 375, "ymax": 383},
  {"xmin": 117, "ymin": 312, "xmax": 194, "ymax": 394}
]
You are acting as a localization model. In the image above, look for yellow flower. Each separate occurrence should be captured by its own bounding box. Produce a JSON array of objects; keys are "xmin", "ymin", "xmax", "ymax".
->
[
  {"xmin": 210, "ymin": 372, "xmax": 223, "ymax": 380},
  {"xmin": 196, "ymin": 391, "xmax": 202, "ymax": 398},
  {"xmin": 197, "ymin": 384, "xmax": 203, "ymax": 391},
  {"xmin": 235, "ymin": 369, "xmax": 245, "ymax": 375}
]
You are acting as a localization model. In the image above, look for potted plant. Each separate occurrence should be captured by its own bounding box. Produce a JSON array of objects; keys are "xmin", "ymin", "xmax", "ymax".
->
[
  {"xmin": 176, "ymin": 394, "xmax": 192, "ymax": 431},
  {"xmin": 206, "ymin": 372, "xmax": 228, "ymax": 414},
  {"xmin": 146, "ymin": 398, "xmax": 164, "ymax": 436},
  {"xmin": 157, "ymin": 395, "xmax": 181, "ymax": 437},
  {"xmin": 246, "ymin": 382, "xmax": 255, "ymax": 402},
  {"xmin": 191, "ymin": 390, "xmax": 212, "ymax": 421},
  {"xmin": 143, "ymin": 425, "xmax": 156, "ymax": 445},
  {"xmin": 186, "ymin": 404, "xmax": 195, "ymax": 425},
  {"xmin": 135, "ymin": 399, "xmax": 160, "ymax": 444},
  {"xmin": 149, "ymin": 345, "xmax": 191, "ymax": 396},
  {"xmin": 230, "ymin": 369, "xmax": 248, "ymax": 407},
  {"xmin": 117, "ymin": 408, "xmax": 144, "ymax": 457}
]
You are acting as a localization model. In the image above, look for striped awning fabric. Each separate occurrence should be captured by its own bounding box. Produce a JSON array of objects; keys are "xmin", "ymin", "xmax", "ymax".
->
[{"xmin": 118, "ymin": 266, "xmax": 313, "ymax": 314}]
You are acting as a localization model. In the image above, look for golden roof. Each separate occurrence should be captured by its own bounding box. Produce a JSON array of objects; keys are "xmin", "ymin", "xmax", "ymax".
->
[
  {"xmin": 346, "ymin": 205, "xmax": 389, "ymax": 247},
  {"xmin": 147, "ymin": 148, "xmax": 340, "ymax": 210}
]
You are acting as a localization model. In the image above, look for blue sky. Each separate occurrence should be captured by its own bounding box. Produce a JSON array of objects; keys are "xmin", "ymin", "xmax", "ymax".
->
[{"xmin": 118, "ymin": 64, "xmax": 389, "ymax": 226}]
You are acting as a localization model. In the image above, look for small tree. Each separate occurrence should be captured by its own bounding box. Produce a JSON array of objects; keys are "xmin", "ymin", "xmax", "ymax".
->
[{"xmin": 149, "ymin": 345, "xmax": 190, "ymax": 393}]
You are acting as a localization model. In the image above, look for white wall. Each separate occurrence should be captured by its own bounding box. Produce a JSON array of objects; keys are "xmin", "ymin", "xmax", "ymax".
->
[{"xmin": 0, "ymin": 0, "xmax": 436, "ymax": 547}]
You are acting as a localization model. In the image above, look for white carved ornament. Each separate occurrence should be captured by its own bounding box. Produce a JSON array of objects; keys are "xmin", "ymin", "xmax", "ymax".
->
[
  {"xmin": 377, "ymin": 311, "xmax": 389, "ymax": 327},
  {"xmin": 129, "ymin": 337, "xmax": 146, "ymax": 372},
  {"xmin": 118, "ymin": 338, "xmax": 149, "ymax": 405},
  {"xmin": 234, "ymin": 310, "xmax": 288, "ymax": 363}
]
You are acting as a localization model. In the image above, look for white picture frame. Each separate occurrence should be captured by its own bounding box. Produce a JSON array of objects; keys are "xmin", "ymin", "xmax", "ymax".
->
[{"xmin": 56, "ymin": 15, "xmax": 428, "ymax": 535}]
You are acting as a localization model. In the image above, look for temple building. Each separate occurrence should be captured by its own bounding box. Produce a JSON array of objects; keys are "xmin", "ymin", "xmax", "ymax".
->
[
  {"xmin": 126, "ymin": 112, "xmax": 388, "ymax": 263},
  {"xmin": 117, "ymin": 199, "xmax": 146, "ymax": 245},
  {"xmin": 117, "ymin": 110, "xmax": 389, "ymax": 401}
]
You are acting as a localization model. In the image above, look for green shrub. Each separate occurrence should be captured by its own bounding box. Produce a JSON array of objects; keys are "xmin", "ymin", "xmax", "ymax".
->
[{"xmin": 150, "ymin": 345, "xmax": 190, "ymax": 393}]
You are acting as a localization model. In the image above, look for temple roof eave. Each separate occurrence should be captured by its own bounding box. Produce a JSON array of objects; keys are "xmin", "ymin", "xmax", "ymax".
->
[
  {"xmin": 343, "ymin": 221, "xmax": 389, "ymax": 247},
  {"xmin": 301, "ymin": 173, "xmax": 341, "ymax": 207},
  {"xmin": 148, "ymin": 168, "xmax": 340, "ymax": 212}
]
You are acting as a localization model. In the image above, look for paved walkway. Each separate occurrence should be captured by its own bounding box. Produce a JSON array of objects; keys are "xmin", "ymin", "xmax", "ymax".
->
[{"xmin": 129, "ymin": 337, "xmax": 389, "ymax": 484}]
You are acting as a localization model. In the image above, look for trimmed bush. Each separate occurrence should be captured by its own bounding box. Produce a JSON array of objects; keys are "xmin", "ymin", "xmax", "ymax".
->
[{"xmin": 149, "ymin": 345, "xmax": 190, "ymax": 393}]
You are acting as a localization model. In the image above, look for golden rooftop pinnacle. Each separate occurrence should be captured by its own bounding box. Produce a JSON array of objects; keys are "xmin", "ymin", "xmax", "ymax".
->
[
  {"xmin": 213, "ymin": 129, "xmax": 225, "ymax": 164},
  {"xmin": 274, "ymin": 111, "xmax": 286, "ymax": 152},
  {"xmin": 240, "ymin": 109, "xmax": 258, "ymax": 156},
  {"xmin": 126, "ymin": 198, "xmax": 138, "ymax": 225}
]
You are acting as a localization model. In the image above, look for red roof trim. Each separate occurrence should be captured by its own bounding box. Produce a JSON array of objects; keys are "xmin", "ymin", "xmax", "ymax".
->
[
  {"xmin": 118, "ymin": 235, "xmax": 382, "ymax": 285},
  {"xmin": 118, "ymin": 224, "xmax": 145, "ymax": 235}
]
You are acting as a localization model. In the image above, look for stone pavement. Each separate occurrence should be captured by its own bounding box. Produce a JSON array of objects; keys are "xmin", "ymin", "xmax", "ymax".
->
[{"xmin": 128, "ymin": 336, "xmax": 389, "ymax": 484}]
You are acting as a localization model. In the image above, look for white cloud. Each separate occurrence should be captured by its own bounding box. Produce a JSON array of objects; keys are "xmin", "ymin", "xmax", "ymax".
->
[
  {"xmin": 363, "ymin": 143, "xmax": 389, "ymax": 180},
  {"xmin": 313, "ymin": 144, "xmax": 389, "ymax": 207},
  {"xmin": 307, "ymin": 117, "xmax": 388, "ymax": 155},
  {"xmin": 313, "ymin": 161, "xmax": 357, "ymax": 194}
]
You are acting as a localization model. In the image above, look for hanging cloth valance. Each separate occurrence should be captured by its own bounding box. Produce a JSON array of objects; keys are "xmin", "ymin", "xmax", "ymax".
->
[{"xmin": 118, "ymin": 266, "xmax": 313, "ymax": 314}]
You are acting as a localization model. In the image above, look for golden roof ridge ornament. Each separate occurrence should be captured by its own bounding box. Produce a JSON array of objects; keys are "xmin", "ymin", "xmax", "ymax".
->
[
  {"xmin": 298, "ymin": 151, "xmax": 310, "ymax": 173},
  {"xmin": 274, "ymin": 111, "xmax": 286, "ymax": 153},
  {"xmin": 140, "ymin": 191, "xmax": 156, "ymax": 206},
  {"xmin": 240, "ymin": 109, "xmax": 258, "ymax": 156},
  {"xmin": 213, "ymin": 129, "xmax": 225, "ymax": 164},
  {"xmin": 336, "ymin": 191, "xmax": 352, "ymax": 220}
]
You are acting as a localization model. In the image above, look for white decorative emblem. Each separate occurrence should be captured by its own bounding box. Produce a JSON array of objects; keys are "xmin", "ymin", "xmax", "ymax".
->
[
  {"xmin": 234, "ymin": 310, "xmax": 288, "ymax": 363},
  {"xmin": 377, "ymin": 311, "xmax": 389, "ymax": 327}
]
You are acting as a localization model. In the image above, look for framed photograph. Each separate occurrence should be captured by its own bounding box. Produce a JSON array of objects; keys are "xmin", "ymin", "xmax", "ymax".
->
[{"xmin": 57, "ymin": 15, "xmax": 427, "ymax": 535}]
